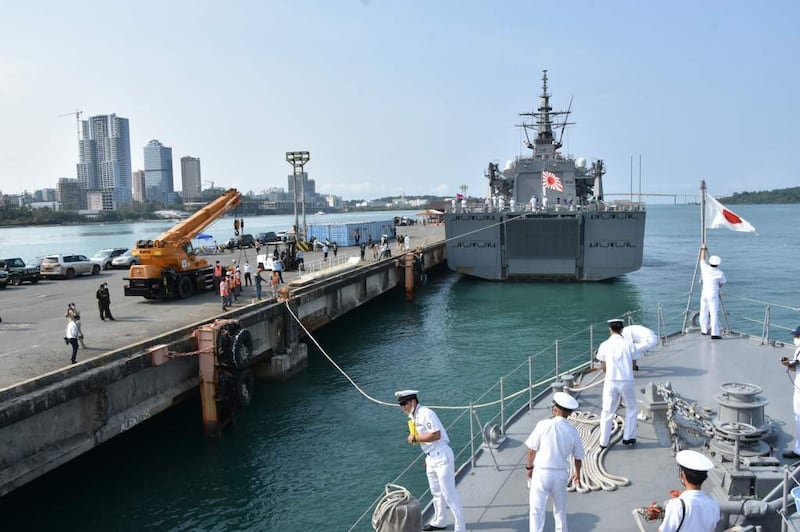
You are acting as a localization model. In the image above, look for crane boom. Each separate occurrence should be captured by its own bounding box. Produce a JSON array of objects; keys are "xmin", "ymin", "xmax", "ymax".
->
[
  {"xmin": 153, "ymin": 189, "xmax": 241, "ymax": 247},
  {"xmin": 124, "ymin": 189, "xmax": 242, "ymax": 299}
]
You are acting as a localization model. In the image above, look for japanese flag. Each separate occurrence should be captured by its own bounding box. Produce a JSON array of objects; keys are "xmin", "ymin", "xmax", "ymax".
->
[{"xmin": 705, "ymin": 194, "xmax": 756, "ymax": 233}]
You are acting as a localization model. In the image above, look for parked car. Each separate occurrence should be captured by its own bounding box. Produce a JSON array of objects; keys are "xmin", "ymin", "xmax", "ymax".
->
[
  {"xmin": 227, "ymin": 234, "xmax": 256, "ymax": 249},
  {"xmin": 255, "ymin": 232, "xmax": 281, "ymax": 245},
  {"xmin": 111, "ymin": 249, "xmax": 139, "ymax": 269},
  {"xmin": 0, "ymin": 269, "xmax": 8, "ymax": 289},
  {"xmin": 0, "ymin": 257, "xmax": 41, "ymax": 285},
  {"xmin": 89, "ymin": 248, "xmax": 128, "ymax": 270},
  {"xmin": 40, "ymin": 254, "xmax": 100, "ymax": 279}
]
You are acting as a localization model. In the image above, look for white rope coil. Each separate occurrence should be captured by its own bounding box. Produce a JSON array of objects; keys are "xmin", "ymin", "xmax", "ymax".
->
[{"xmin": 371, "ymin": 483, "xmax": 417, "ymax": 531}]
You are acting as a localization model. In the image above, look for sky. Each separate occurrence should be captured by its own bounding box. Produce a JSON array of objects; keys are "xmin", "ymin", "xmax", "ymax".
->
[{"xmin": 0, "ymin": 0, "xmax": 798, "ymax": 202}]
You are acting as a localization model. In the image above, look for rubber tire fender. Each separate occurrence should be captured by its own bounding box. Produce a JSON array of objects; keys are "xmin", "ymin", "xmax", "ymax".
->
[
  {"xmin": 235, "ymin": 369, "xmax": 255, "ymax": 409},
  {"xmin": 216, "ymin": 322, "xmax": 242, "ymax": 368},
  {"xmin": 232, "ymin": 329, "xmax": 253, "ymax": 370}
]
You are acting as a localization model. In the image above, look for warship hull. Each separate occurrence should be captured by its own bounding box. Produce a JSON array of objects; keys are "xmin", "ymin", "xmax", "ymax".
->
[{"xmin": 444, "ymin": 206, "xmax": 646, "ymax": 281}]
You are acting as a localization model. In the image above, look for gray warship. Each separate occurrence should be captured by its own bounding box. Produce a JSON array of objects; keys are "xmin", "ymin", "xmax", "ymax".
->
[{"xmin": 444, "ymin": 71, "xmax": 646, "ymax": 281}]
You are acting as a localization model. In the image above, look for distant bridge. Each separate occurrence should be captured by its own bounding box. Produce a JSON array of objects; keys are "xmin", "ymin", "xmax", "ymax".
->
[{"xmin": 604, "ymin": 193, "xmax": 700, "ymax": 204}]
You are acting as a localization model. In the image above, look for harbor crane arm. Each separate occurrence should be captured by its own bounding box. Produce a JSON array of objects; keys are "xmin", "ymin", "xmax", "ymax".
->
[{"xmin": 152, "ymin": 188, "xmax": 242, "ymax": 248}]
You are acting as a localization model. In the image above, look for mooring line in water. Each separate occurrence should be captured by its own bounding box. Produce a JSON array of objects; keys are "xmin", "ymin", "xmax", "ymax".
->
[{"xmin": 283, "ymin": 301, "xmax": 594, "ymax": 410}]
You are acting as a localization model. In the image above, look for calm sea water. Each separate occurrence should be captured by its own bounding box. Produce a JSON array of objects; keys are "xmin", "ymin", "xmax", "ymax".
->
[{"xmin": 1, "ymin": 204, "xmax": 799, "ymax": 531}]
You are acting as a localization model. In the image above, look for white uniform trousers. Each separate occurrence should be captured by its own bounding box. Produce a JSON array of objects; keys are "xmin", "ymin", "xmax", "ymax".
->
[
  {"xmin": 529, "ymin": 467, "xmax": 569, "ymax": 532},
  {"xmin": 425, "ymin": 445, "xmax": 465, "ymax": 532},
  {"xmin": 699, "ymin": 294, "xmax": 721, "ymax": 336},
  {"xmin": 794, "ymin": 411, "xmax": 800, "ymax": 455},
  {"xmin": 599, "ymin": 380, "xmax": 638, "ymax": 446}
]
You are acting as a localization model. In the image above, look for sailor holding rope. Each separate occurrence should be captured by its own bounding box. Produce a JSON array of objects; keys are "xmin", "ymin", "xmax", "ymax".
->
[
  {"xmin": 658, "ymin": 450, "xmax": 719, "ymax": 532},
  {"xmin": 396, "ymin": 389, "xmax": 465, "ymax": 532}
]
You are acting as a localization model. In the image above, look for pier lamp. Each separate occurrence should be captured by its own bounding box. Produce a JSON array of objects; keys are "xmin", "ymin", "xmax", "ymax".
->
[{"xmin": 286, "ymin": 151, "xmax": 311, "ymax": 241}]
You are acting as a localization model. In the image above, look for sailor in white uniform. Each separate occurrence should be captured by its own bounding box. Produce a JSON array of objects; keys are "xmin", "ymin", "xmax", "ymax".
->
[
  {"xmin": 396, "ymin": 390, "xmax": 465, "ymax": 532},
  {"xmin": 699, "ymin": 246, "xmax": 726, "ymax": 339},
  {"xmin": 622, "ymin": 323, "xmax": 659, "ymax": 371},
  {"xmin": 597, "ymin": 319, "xmax": 638, "ymax": 447},
  {"xmin": 524, "ymin": 392, "xmax": 585, "ymax": 532},
  {"xmin": 658, "ymin": 450, "xmax": 720, "ymax": 532},
  {"xmin": 780, "ymin": 326, "xmax": 800, "ymax": 459}
]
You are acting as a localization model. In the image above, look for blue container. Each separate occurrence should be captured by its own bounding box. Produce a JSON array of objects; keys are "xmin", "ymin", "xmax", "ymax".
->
[{"xmin": 306, "ymin": 220, "xmax": 395, "ymax": 247}]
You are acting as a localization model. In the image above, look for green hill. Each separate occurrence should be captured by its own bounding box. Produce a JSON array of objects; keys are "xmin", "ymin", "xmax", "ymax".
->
[{"xmin": 718, "ymin": 186, "xmax": 800, "ymax": 204}]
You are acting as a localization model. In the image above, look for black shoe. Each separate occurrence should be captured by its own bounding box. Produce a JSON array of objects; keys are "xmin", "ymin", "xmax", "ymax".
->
[
  {"xmin": 783, "ymin": 451, "xmax": 800, "ymax": 459},
  {"xmin": 711, "ymin": 335, "xmax": 722, "ymax": 340},
  {"xmin": 109, "ymin": 317, "xmax": 115, "ymax": 321},
  {"xmin": 632, "ymin": 363, "xmax": 640, "ymax": 371},
  {"xmin": 701, "ymin": 332, "xmax": 709, "ymax": 335},
  {"xmin": 622, "ymin": 439, "xmax": 637, "ymax": 445},
  {"xmin": 422, "ymin": 526, "xmax": 447, "ymax": 531}
]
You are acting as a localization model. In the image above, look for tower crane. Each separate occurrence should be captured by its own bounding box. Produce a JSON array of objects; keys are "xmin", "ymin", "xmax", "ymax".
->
[{"xmin": 58, "ymin": 109, "xmax": 83, "ymax": 145}]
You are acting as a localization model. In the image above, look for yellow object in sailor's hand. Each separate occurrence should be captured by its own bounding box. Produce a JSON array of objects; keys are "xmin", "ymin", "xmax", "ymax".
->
[{"xmin": 408, "ymin": 419, "xmax": 419, "ymax": 445}]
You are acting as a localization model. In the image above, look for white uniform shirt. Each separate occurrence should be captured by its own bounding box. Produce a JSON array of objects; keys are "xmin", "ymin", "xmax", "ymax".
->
[
  {"xmin": 622, "ymin": 325, "xmax": 659, "ymax": 360},
  {"xmin": 700, "ymin": 262, "xmax": 726, "ymax": 297},
  {"xmin": 597, "ymin": 334, "xmax": 635, "ymax": 381},
  {"xmin": 659, "ymin": 489, "xmax": 720, "ymax": 532},
  {"xmin": 244, "ymin": 263, "xmax": 252, "ymax": 275},
  {"xmin": 524, "ymin": 416, "xmax": 585, "ymax": 470},
  {"xmin": 411, "ymin": 405, "xmax": 449, "ymax": 454}
]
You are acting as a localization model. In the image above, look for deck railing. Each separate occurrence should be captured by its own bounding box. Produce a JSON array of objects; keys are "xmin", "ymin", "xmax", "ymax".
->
[{"xmin": 348, "ymin": 294, "xmax": 800, "ymax": 531}]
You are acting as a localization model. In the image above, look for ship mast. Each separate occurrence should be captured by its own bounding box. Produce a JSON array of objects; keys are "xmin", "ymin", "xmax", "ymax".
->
[{"xmin": 519, "ymin": 70, "xmax": 573, "ymax": 157}]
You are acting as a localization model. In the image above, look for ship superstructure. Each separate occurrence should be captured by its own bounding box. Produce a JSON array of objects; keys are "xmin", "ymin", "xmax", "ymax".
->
[{"xmin": 444, "ymin": 71, "xmax": 645, "ymax": 280}]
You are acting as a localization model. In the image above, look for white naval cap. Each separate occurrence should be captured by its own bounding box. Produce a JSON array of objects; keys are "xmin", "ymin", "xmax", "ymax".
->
[
  {"xmin": 395, "ymin": 390, "xmax": 419, "ymax": 403},
  {"xmin": 552, "ymin": 391, "xmax": 579, "ymax": 411},
  {"xmin": 709, "ymin": 255, "xmax": 721, "ymax": 266},
  {"xmin": 676, "ymin": 450, "xmax": 714, "ymax": 472},
  {"xmin": 607, "ymin": 318, "xmax": 624, "ymax": 326}
]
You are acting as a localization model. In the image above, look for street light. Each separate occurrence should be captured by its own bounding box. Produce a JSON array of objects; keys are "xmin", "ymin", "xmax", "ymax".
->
[{"xmin": 286, "ymin": 151, "xmax": 310, "ymax": 241}]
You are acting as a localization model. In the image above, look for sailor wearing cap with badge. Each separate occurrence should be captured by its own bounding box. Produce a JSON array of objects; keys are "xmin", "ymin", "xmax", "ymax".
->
[
  {"xmin": 780, "ymin": 326, "xmax": 800, "ymax": 459},
  {"xmin": 396, "ymin": 390, "xmax": 465, "ymax": 532},
  {"xmin": 524, "ymin": 392, "xmax": 585, "ymax": 532},
  {"xmin": 597, "ymin": 318, "xmax": 638, "ymax": 448},
  {"xmin": 658, "ymin": 450, "xmax": 720, "ymax": 532},
  {"xmin": 699, "ymin": 245, "xmax": 726, "ymax": 339}
]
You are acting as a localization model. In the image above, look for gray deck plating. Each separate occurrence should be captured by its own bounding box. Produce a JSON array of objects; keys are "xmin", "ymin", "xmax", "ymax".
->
[{"xmin": 441, "ymin": 331, "xmax": 798, "ymax": 531}]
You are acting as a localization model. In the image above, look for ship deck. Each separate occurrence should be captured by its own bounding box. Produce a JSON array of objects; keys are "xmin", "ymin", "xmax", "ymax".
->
[{"xmin": 433, "ymin": 330, "xmax": 800, "ymax": 531}]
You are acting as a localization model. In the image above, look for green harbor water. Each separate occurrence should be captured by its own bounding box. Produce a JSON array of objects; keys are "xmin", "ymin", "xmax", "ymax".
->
[{"xmin": 1, "ymin": 204, "xmax": 799, "ymax": 531}]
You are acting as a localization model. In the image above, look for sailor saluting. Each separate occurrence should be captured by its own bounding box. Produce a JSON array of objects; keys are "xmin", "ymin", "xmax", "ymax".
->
[{"xmin": 396, "ymin": 389, "xmax": 465, "ymax": 532}]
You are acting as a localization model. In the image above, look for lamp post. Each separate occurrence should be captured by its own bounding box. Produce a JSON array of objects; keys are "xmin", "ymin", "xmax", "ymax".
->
[{"xmin": 286, "ymin": 151, "xmax": 310, "ymax": 241}]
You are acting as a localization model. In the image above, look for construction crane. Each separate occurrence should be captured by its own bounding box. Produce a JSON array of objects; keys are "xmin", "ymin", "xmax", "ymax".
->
[
  {"xmin": 124, "ymin": 188, "xmax": 242, "ymax": 299},
  {"xmin": 58, "ymin": 109, "xmax": 83, "ymax": 145}
]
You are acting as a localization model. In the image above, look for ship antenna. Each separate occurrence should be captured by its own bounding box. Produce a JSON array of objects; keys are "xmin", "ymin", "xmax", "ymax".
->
[{"xmin": 557, "ymin": 95, "xmax": 573, "ymax": 148}]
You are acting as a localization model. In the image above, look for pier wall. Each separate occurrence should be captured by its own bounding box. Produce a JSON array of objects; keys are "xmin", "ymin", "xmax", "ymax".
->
[{"xmin": 0, "ymin": 244, "xmax": 446, "ymax": 496}]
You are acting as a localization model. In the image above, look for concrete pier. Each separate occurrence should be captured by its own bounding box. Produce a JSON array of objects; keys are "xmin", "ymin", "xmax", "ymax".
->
[{"xmin": 0, "ymin": 223, "xmax": 445, "ymax": 496}]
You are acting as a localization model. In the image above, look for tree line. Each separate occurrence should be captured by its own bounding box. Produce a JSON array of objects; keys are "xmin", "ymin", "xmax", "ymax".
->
[
  {"xmin": 0, "ymin": 203, "xmax": 157, "ymax": 226},
  {"xmin": 718, "ymin": 186, "xmax": 800, "ymax": 204}
]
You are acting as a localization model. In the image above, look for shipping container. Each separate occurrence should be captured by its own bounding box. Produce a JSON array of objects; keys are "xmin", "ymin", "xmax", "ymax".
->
[{"xmin": 306, "ymin": 220, "xmax": 396, "ymax": 247}]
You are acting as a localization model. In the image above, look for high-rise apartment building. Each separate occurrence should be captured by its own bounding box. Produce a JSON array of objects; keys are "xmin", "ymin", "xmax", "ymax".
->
[
  {"xmin": 56, "ymin": 178, "xmax": 83, "ymax": 211},
  {"xmin": 143, "ymin": 140, "xmax": 174, "ymax": 204},
  {"xmin": 76, "ymin": 114, "xmax": 132, "ymax": 210},
  {"xmin": 180, "ymin": 156, "xmax": 202, "ymax": 202},
  {"xmin": 132, "ymin": 170, "xmax": 146, "ymax": 202}
]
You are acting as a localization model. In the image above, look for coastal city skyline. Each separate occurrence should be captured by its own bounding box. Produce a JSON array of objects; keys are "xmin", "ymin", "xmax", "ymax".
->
[{"xmin": 1, "ymin": 1, "xmax": 798, "ymax": 202}]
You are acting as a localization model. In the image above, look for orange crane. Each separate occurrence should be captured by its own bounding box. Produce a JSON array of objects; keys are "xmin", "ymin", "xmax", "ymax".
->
[{"xmin": 124, "ymin": 188, "xmax": 242, "ymax": 299}]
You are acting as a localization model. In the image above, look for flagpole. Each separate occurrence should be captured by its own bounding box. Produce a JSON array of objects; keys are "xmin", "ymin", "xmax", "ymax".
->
[{"xmin": 682, "ymin": 180, "xmax": 705, "ymax": 333}]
